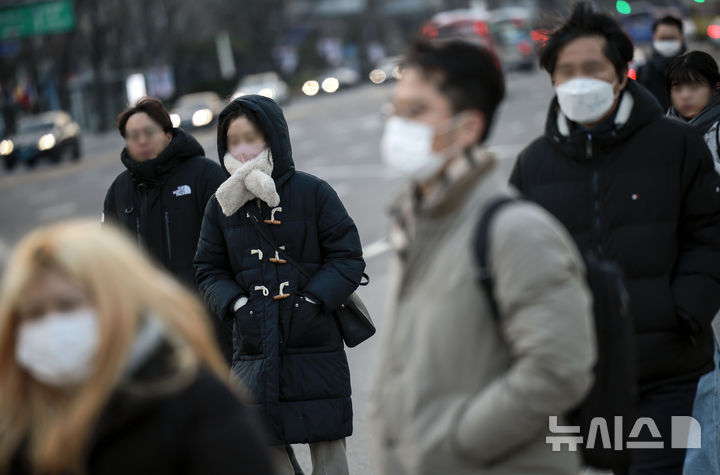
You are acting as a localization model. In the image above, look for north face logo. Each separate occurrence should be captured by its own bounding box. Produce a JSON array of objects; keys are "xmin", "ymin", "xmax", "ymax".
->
[{"xmin": 173, "ymin": 185, "xmax": 192, "ymax": 197}]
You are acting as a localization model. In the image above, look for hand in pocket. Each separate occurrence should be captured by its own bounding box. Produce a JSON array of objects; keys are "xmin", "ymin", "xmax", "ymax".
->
[
  {"xmin": 287, "ymin": 294, "xmax": 328, "ymax": 348},
  {"xmin": 233, "ymin": 301, "xmax": 263, "ymax": 355}
]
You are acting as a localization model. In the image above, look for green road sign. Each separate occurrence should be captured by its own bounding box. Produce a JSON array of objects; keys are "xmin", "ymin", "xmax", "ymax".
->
[{"xmin": 0, "ymin": 0, "xmax": 76, "ymax": 40}]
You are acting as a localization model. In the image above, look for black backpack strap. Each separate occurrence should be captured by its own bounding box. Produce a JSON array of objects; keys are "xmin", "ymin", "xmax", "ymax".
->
[{"xmin": 474, "ymin": 195, "xmax": 518, "ymax": 320}]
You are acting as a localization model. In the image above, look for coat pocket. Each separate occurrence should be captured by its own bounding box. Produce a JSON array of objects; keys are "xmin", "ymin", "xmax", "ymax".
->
[
  {"xmin": 233, "ymin": 300, "xmax": 264, "ymax": 355},
  {"xmin": 287, "ymin": 294, "xmax": 330, "ymax": 349}
]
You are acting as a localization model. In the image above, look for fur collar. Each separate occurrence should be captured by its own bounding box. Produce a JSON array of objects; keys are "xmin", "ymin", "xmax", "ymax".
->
[{"xmin": 556, "ymin": 90, "xmax": 635, "ymax": 137}]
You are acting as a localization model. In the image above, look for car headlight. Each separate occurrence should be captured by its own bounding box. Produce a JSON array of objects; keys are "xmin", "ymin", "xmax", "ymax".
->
[
  {"xmin": 38, "ymin": 134, "xmax": 56, "ymax": 151},
  {"xmin": 322, "ymin": 77, "xmax": 340, "ymax": 93},
  {"xmin": 191, "ymin": 109, "xmax": 213, "ymax": 127},
  {"xmin": 170, "ymin": 113, "xmax": 181, "ymax": 128},
  {"xmin": 302, "ymin": 81, "xmax": 320, "ymax": 96},
  {"xmin": 258, "ymin": 88, "xmax": 275, "ymax": 99},
  {"xmin": 369, "ymin": 69, "xmax": 387, "ymax": 84},
  {"xmin": 0, "ymin": 139, "xmax": 13, "ymax": 156}
]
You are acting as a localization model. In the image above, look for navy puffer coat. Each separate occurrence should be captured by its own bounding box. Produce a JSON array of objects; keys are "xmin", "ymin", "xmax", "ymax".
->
[{"xmin": 194, "ymin": 95, "xmax": 365, "ymax": 445}]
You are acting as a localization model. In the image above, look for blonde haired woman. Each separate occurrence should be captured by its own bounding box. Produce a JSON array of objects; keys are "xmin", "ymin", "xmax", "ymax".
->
[{"xmin": 0, "ymin": 220, "xmax": 273, "ymax": 475}]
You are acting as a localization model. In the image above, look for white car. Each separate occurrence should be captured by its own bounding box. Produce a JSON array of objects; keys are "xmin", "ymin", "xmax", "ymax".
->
[
  {"xmin": 232, "ymin": 72, "xmax": 290, "ymax": 104},
  {"xmin": 369, "ymin": 56, "xmax": 403, "ymax": 85},
  {"xmin": 170, "ymin": 92, "xmax": 224, "ymax": 130},
  {"xmin": 302, "ymin": 67, "xmax": 362, "ymax": 96}
]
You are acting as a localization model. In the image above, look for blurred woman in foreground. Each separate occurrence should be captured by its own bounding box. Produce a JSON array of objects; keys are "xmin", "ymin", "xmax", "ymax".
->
[{"xmin": 0, "ymin": 220, "xmax": 274, "ymax": 475}]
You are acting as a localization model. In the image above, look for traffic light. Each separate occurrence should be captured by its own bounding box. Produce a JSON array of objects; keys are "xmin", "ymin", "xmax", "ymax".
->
[
  {"xmin": 694, "ymin": 0, "xmax": 706, "ymax": 3},
  {"xmin": 616, "ymin": 1, "xmax": 631, "ymax": 14}
]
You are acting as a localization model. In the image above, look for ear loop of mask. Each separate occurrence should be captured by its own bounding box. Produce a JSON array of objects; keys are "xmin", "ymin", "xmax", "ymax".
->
[{"xmin": 430, "ymin": 112, "xmax": 474, "ymax": 160}]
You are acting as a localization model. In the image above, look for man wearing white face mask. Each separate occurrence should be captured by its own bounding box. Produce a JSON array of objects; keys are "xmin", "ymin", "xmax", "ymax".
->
[
  {"xmin": 637, "ymin": 15, "xmax": 686, "ymax": 111},
  {"xmin": 370, "ymin": 39, "xmax": 597, "ymax": 475},
  {"xmin": 511, "ymin": 3, "xmax": 720, "ymax": 474}
]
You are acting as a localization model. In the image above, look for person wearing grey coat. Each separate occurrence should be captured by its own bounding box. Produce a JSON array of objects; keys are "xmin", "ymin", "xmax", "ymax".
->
[{"xmin": 369, "ymin": 39, "xmax": 596, "ymax": 475}]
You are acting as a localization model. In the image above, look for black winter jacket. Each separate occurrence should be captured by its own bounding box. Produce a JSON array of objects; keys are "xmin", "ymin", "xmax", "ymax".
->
[
  {"xmin": 9, "ymin": 343, "xmax": 274, "ymax": 475},
  {"xmin": 103, "ymin": 129, "xmax": 225, "ymax": 287},
  {"xmin": 637, "ymin": 48, "xmax": 685, "ymax": 112},
  {"xmin": 194, "ymin": 95, "xmax": 366, "ymax": 445},
  {"xmin": 511, "ymin": 80, "xmax": 720, "ymax": 391}
]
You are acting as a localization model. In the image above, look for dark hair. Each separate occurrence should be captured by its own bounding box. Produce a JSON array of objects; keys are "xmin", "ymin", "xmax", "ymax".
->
[
  {"xmin": 219, "ymin": 103, "xmax": 267, "ymax": 145},
  {"xmin": 666, "ymin": 51, "xmax": 720, "ymax": 94},
  {"xmin": 653, "ymin": 15, "xmax": 683, "ymax": 35},
  {"xmin": 539, "ymin": 1, "xmax": 634, "ymax": 82},
  {"xmin": 116, "ymin": 97, "xmax": 173, "ymax": 138},
  {"xmin": 402, "ymin": 39, "xmax": 505, "ymax": 142}
]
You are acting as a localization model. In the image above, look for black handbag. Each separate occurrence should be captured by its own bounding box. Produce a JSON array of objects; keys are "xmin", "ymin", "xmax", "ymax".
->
[{"xmin": 248, "ymin": 213, "xmax": 375, "ymax": 347}]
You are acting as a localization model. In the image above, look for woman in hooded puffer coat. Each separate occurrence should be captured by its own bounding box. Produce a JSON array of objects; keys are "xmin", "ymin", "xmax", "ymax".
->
[{"xmin": 194, "ymin": 95, "xmax": 365, "ymax": 475}]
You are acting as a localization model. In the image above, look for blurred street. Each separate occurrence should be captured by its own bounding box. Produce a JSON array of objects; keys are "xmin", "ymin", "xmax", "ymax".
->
[{"xmin": 0, "ymin": 68, "xmax": 553, "ymax": 473}]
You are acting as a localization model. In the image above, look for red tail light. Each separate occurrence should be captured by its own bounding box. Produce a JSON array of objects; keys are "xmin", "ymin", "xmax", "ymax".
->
[
  {"xmin": 517, "ymin": 40, "xmax": 533, "ymax": 55},
  {"xmin": 422, "ymin": 24, "xmax": 439, "ymax": 38},
  {"xmin": 473, "ymin": 21, "xmax": 489, "ymax": 37}
]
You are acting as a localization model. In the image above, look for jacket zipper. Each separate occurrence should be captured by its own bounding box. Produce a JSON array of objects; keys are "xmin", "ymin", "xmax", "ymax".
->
[
  {"xmin": 592, "ymin": 169, "xmax": 603, "ymax": 256},
  {"xmin": 136, "ymin": 183, "xmax": 147, "ymax": 248},
  {"xmin": 585, "ymin": 133, "xmax": 593, "ymax": 160},
  {"xmin": 164, "ymin": 211, "xmax": 173, "ymax": 263},
  {"xmin": 586, "ymin": 133, "xmax": 604, "ymax": 255}
]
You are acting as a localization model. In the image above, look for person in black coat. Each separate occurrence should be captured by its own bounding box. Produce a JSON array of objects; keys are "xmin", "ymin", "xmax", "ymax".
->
[
  {"xmin": 637, "ymin": 15, "xmax": 686, "ymax": 112},
  {"xmin": 103, "ymin": 98, "xmax": 231, "ymax": 361},
  {"xmin": 194, "ymin": 95, "xmax": 365, "ymax": 474},
  {"xmin": 510, "ymin": 4, "xmax": 720, "ymax": 474},
  {"xmin": 0, "ymin": 221, "xmax": 273, "ymax": 475},
  {"xmin": 103, "ymin": 98, "xmax": 226, "ymax": 286}
]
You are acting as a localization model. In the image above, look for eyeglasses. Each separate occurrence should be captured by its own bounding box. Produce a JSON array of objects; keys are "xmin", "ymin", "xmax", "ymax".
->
[{"xmin": 125, "ymin": 127, "xmax": 163, "ymax": 143}]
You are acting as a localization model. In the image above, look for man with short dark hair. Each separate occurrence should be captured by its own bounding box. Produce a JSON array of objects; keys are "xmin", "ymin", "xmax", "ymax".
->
[
  {"xmin": 637, "ymin": 15, "xmax": 686, "ymax": 111},
  {"xmin": 511, "ymin": 3, "xmax": 720, "ymax": 473},
  {"xmin": 369, "ymin": 39, "xmax": 596, "ymax": 474},
  {"xmin": 103, "ymin": 97, "xmax": 229, "ymax": 357}
]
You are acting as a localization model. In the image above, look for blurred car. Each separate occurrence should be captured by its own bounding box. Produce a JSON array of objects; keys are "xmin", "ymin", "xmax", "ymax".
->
[
  {"xmin": 232, "ymin": 72, "xmax": 290, "ymax": 104},
  {"xmin": 708, "ymin": 17, "xmax": 720, "ymax": 46},
  {"xmin": 617, "ymin": 2, "xmax": 656, "ymax": 45},
  {"xmin": 369, "ymin": 56, "xmax": 403, "ymax": 85},
  {"xmin": 627, "ymin": 46, "xmax": 648, "ymax": 81},
  {"xmin": 1, "ymin": 111, "xmax": 81, "ymax": 171},
  {"xmin": 420, "ymin": 9, "xmax": 494, "ymax": 51},
  {"xmin": 169, "ymin": 92, "xmax": 224, "ymax": 130},
  {"xmin": 490, "ymin": 8, "xmax": 536, "ymax": 71},
  {"xmin": 302, "ymin": 67, "xmax": 362, "ymax": 96}
]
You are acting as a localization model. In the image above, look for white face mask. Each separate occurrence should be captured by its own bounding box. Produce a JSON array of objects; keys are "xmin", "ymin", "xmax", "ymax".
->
[
  {"xmin": 381, "ymin": 116, "xmax": 442, "ymax": 176},
  {"xmin": 555, "ymin": 77, "xmax": 618, "ymax": 125},
  {"xmin": 16, "ymin": 308, "xmax": 99, "ymax": 386},
  {"xmin": 381, "ymin": 115, "xmax": 468, "ymax": 177},
  {"xmin": 654, "ymin": 40, "xmax": 682, "ymax": 58}
]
